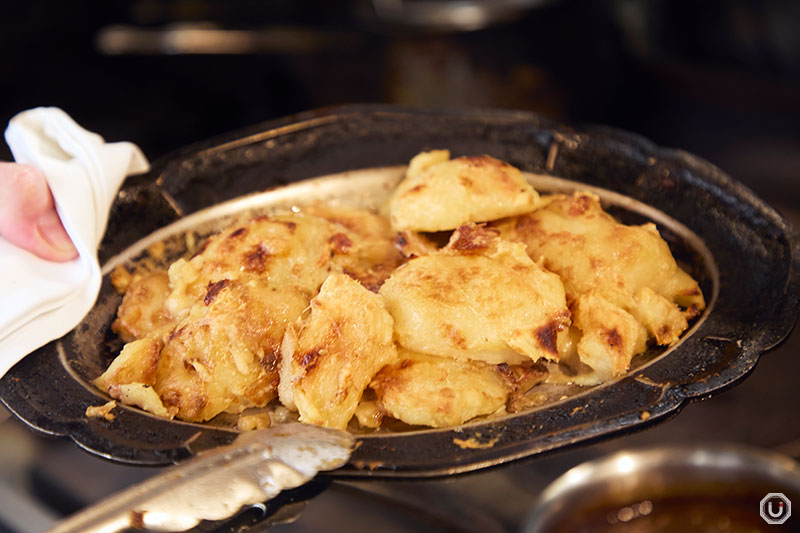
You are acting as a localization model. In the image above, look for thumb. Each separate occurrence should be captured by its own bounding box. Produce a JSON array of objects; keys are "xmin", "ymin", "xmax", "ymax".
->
[{"xmin": 0, "ymin": 162, "xmax": 78, "ymax": 261}]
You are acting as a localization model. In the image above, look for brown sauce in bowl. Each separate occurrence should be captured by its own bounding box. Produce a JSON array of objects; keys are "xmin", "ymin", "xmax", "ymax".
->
[{"xmin": 545, "ymin": 483, "xmax": 798, "ymax": 533}]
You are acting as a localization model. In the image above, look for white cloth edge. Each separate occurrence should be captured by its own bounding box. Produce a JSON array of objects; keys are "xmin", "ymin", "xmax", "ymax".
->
[{"xmin": 0, "ymin": 107, "xmax": 150, "ymax": 378}]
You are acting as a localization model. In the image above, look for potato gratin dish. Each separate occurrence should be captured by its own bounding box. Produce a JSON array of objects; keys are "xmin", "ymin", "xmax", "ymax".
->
[{"xmin": 95, "ymin": 151, "xmax": 705, "ymax": 430}]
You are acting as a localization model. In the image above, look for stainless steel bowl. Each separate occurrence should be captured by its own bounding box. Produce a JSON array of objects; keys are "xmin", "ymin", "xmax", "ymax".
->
[{"xmin": 525, "ymin": 444, "xmax": 800, "ymax": 532}]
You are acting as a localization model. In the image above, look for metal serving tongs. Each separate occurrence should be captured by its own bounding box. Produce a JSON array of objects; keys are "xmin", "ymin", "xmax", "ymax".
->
[{"xmin": 49, "ymin": 424, "xmax": 355, "ymax": 532}]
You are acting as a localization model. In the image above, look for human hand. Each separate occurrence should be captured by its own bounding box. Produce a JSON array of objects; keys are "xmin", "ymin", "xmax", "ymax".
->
[{"xmin": 0, "ymin": 162, "xmax": 78, "ymax": 261}]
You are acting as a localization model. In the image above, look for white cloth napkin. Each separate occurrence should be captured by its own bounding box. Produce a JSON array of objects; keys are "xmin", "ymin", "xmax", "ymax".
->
[{"xmin": 0, "ymin": 107, "xmax": 149, "ymax": 378}]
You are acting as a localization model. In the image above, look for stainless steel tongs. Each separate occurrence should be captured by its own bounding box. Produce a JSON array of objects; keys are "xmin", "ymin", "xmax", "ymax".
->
[{"xmin": 49, "ymin": 424, "xmax": 354, "ymax": 533}]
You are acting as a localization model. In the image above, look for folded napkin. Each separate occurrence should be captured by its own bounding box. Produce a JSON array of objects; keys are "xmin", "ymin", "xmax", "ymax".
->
[{"xmin": 0, "ymin": 107, "xmax": 149, "ymax": 378}]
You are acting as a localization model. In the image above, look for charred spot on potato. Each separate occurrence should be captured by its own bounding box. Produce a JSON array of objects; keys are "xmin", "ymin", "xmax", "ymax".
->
[
  {"xmin": 299, "ymin": 350, "xmax": 321, "ymax": 371},
  {"xmin": 448, "ymin": 224, "xmax": 499, "ymax": 254},
  {"xmin": 228, "ymin": 227, "xmax": 247, "ymax": 239},
  {"xmin": 342, "ymin": 269, "xmax": 381, "ymax": 293},
  {"xmin": 535, "ymin": 323, "xmax": 558, "ymax": 355},
  {"xmin": 329, "ymin": 233, "xmax": 353, "ymax": 254},
  {"xmin": 260, "ymin": 352, "xmax": 278, "ymax": 371},
  {"xmin": 243, "ymin": 244, "xmax": 270, "ymax": 274},
  {"xmin": 438, "ymin": 323, "xmax": 468, "ymax": 349},
  {"xmin": 203, "ymin": 279, "xmax": 231, "ymax": 305},
  {"xmin": 605, "ymin": 328, "xmax": 623, "ymax": 349},
  {"xmin": 191, "ymin": 238, "xmax": 212, "ymax": 259},
  {"xmin": 496, "ymin": 361, "xmax": 547, "ymax": 390},
  {"xmin": 167, "ymin": 325, "xmax": 186, "ymax": 342},
  {"xmin": 568, "ymin": 194, "xmax": 593, "ymax": 216}
]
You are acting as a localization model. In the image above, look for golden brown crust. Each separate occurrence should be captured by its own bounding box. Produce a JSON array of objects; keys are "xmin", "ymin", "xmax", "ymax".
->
[
  {"xmin": 111, "ymin": 269, "xmax": 173, "ymax": 343},
  {"xmin": 102, "ymin": 208, "xmax": 405, "ymax": 423},
  {"xmin": 371, "ymin": 350, "xmax": 511, "ymax": 428},
  {"xmin": 98, "ymin": 153, "xmax": 705, "ymax": 430},
  {"xmin": 94, "ymin": 338, "xmax": 162, "ymax": 391},
  {"xmin": 278, "ymin": 273, "xmax": 397, "ymax": 429},
  {"xmin": 380, "ymin": 224, "xmax": 571, "ymax": 365},
  {"xmin": 304, "ymin": 204, "xmax": 405, "ymax": 292},
  {"xmin": 494, "ymin": 192, "xmax": 705, "ymax": 310},
  {"xmin": 390, "ymin": 151, "xmax": 540, "ymax": 232},
  {"xmin": 494, "ymin": 191, "xmax": 704, "ymax": 383},
  {"xmin": 154, "ymin": 279, "xmax": 306, "ymax": 421}
]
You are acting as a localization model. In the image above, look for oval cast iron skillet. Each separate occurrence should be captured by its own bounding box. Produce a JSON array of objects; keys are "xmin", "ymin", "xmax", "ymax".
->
[{"xmin": 1, "ymin": 105, "xmax": 798, "ymax": 478}]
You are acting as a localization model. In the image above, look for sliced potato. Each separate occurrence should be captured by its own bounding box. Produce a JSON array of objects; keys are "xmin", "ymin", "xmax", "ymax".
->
[
  {"xmin": 380, "ymin": 224, "xmax": 570, "ymax": 365},
  {"xmin": 371, "ymin": 350, "xmax": 510, "ymax": 428},
  {"xmin": 94, "ymin": 337, "xmax": 162, "ymax": 392},
  {"xmin": 154, "ymin": 278, "xmax": 306, "ymax": 422},
  {"xmin": 279, "ymin": 273, "xmax": 397, "ymax": 430},
  {"xmin": 494, "ymin": 191, "xmax": 704, "ymax": 310},
  {"xmin": 112, "ymin": 269, "xmax": 173, "ymax": 343},
  {"xmin": 108, "ymin": 383, "xmax": 172, "ymax": 419},
  {"xmin": 495, "ymin": 191, "xmax": 705, "ymax": 380},
  {"xmin": 304, "ymin": 204, "xmax": 405, "ymax": 291},
  {"xmin": 390, "ymin": 150, "xmax": 539, "ymax": 232}
]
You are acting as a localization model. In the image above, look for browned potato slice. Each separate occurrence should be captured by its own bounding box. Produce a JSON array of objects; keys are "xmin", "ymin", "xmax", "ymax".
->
[
  {"xmin": 165, "ymin": 214, "xmax": 339, "ymax": 320},
  {"xmin": 111, "ymin": 269, "xmax": 173, "ymax": 343},
  {"xmin": 303, "ymin": 205, "xmax": 405, "ymax": 291},
  {"xmin": 379, "ymin": 224, "xmax": 571, "ymax": 365},
  {"xmin": 389, "ymin": 150, "xmax": 540, "ymax": 232},
  {"xmin": 154, "ymin": 277, "xmax": 308, "ymax": 422},
  {"xmin": 278, "ymin": 273, "xmax": 397, "ymax": 430},
  {"xmin": 166, "ymin": 209, "xmax": 404, "ymax": 314},
  {"xmin": 102, "ymin": 209, "xmax": 405, "ymax": 424},
  {"xmin": 107, "ymin": 383, "xmax": 171, "ymax": 419},
  {"xmin": 494, "ymin": 192, "xmax": 705, "ymax": 311},
  {"xmin": 633, "ymin": 287, "xmax": 688, "ymax": 345},
  {"xmin": 495, "ymin": 191, "xmax": 705, "ymax": 381},
  {"xmin": 95, "ymin": 337, "xmax": 162, "ymax": 391},
  {"xmin": 94, "ymin": 338, "xmax": 174, "ymax": 419},
  {"xmin": 394, "ymin": 230, "xmax": 438, "ymax": 259},
  {"xmin": 570, "ymin": 293, "xmax": 648, "ymax": 384},
  {"xmin": 371, "ymin": 350, "xmax": 510, "ymax": 428}
]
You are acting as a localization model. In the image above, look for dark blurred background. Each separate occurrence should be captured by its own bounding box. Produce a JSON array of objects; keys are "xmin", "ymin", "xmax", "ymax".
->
[
  {"xmin": 2, "ymin": 0, "xmax": 799, "ymax": 203},
  {"xmin": 1, "ymin": 1, "xmax": 799, "ymax": 531}
]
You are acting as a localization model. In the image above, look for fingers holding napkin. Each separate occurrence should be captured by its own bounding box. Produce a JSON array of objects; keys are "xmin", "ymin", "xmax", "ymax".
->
[{"xmin": 0, "ymin": 107, "xmax": 150, "ymax": 378}]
